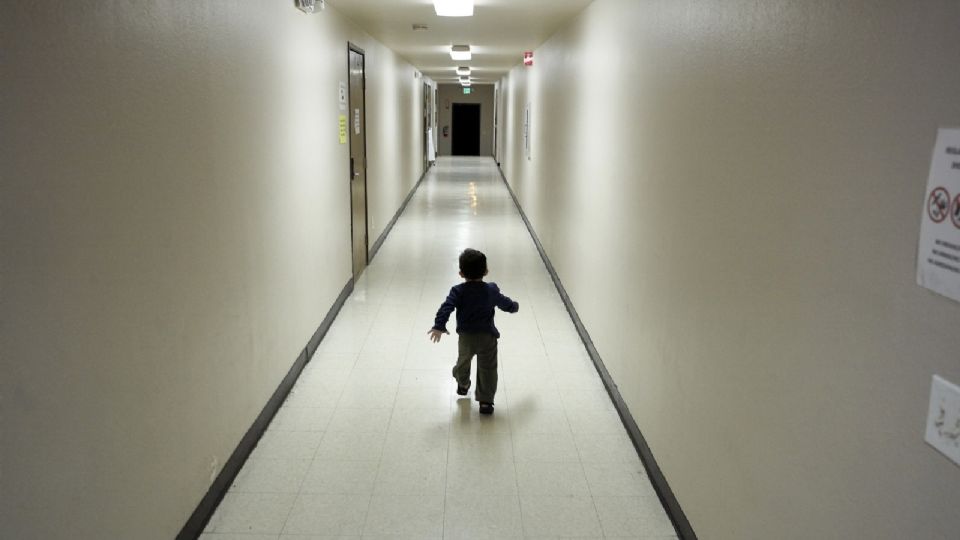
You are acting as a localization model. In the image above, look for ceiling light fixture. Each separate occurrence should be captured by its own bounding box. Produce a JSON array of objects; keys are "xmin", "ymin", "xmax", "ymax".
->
[
  {"xmin": 295, "ymin": 0, "xmax": 324, "ymax": 13},
  {"xmin": 456, "ymin": 66, "xmax": 471, "ymax": 76},
  {"xmin": 450, "ymin": 45, "xmax": 471, "ymax": 61},
  {"xmin": 434, "ymin": 0, "xmax": 474, "ymax": 17}
]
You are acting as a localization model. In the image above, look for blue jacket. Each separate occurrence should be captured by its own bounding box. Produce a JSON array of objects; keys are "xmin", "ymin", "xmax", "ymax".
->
[{"xmin": 432, "ymin": 281, "xmax": 519, "ymax": 338}]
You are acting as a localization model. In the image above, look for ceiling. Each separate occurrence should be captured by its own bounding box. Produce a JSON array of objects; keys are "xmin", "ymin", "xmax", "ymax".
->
[{"xmin": 325, "ymin": 0, "xmax": 594, "ymax": 84}]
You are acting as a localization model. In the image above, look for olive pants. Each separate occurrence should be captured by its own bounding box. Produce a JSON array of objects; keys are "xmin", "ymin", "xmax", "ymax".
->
[{"xmin": 453, "ymin": 333, "xmax": 498, "ymax": 404}]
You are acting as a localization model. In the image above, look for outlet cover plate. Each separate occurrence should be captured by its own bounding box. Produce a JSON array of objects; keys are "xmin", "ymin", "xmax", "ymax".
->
[{"xmin": 925, "ymin": 375, "xmax": 960, "ymax": 468}]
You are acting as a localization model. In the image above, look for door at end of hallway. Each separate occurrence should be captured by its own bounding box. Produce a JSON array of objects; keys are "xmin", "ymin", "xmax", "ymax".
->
[{"xmin": 452, "ymin": 103, "xmax": 481, "ymax": 156}]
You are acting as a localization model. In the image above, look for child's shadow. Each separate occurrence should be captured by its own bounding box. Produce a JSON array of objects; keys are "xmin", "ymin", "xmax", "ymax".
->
[
  {"xmin": 454, "ymin": 397, "xmax": 473, "ymax": 419},
  {"xmin": 451, "ymin": 395, "xmax": 536, "ymax": 429},
  {"xmin": 452, "ymin": 396, "xmax": 504, "ymax": 421}
]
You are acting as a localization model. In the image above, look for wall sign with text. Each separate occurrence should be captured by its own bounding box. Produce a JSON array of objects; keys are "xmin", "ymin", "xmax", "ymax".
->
[{"xmin": 917, "ymin": 128, "xmax": 960, "ymax": 302}]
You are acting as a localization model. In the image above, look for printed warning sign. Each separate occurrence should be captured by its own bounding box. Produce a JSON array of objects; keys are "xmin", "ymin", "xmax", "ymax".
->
[
  {"xmin": 917, "ymin": 128, "xmax": 960, "ymax": 302},
  {"xmin": 952, "ymin": 194, "xmax": 960, "ymax": 230},
  {"xmin": 928, "ymin": 187, "xmax": 950, "ymax": 223}
]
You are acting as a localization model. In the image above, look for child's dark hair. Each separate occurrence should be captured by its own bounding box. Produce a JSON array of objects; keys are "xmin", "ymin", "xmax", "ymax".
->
[{"xmin": 459, "ymin": 248, "xmax": 487, "ymax": 280}]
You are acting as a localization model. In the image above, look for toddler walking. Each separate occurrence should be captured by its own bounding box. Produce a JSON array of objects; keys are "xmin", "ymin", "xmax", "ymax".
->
[{"xmin": 428, "ymin": 248, "xmax": 519, "ymax": 415}]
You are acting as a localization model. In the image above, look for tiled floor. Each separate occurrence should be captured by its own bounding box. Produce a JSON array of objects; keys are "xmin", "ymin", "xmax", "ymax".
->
[{"xmin": 201, "ymin": 157, "xmax": 676, "ymax": 540}]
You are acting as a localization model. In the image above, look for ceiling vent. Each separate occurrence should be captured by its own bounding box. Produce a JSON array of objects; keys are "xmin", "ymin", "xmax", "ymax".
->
[{"xmin": 412, "ymin": 23, "xmax": 429, "ymax": 31}]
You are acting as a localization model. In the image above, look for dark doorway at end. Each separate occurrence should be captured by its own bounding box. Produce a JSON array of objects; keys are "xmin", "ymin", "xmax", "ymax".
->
[{"xmin": 452, "ymin": 103, "xmax": 481, "ymax": 156}]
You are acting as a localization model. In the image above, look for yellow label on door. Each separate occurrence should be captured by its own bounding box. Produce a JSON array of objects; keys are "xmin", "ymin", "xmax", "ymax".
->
[{"xmin": 338, "ymin": 115, "xmax": 348, "ymax": 144}]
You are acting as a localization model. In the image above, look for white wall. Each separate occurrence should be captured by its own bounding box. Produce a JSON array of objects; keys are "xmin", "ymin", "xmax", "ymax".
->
[
  {"xmin": 497, "ymin": 1, "xmax": 960, "ymax": 538},
  {"xmin": 365, "ymin": 51, "xmax": 427, "ymax": 242},
  {"xmin": 0, "ymin": 2, "xmax": 424, "ymax": 539}
]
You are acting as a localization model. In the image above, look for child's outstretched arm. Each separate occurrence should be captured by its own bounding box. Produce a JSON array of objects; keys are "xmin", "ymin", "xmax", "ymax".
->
[
  {"xmin": 429, "ymin": 287, "xmax": 459, "ymax": 342},
  {"xmin": 494, "ymin": 285, "xmax": 519, "ymax": 313}
]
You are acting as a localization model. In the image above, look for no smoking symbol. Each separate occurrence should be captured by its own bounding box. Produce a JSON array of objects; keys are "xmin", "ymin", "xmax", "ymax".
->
[
  {"xmin": 928, "ymin": 187, "xmax": 950, "ymax": 223},
  {"xmin": 952, "ymin": 194, "xmax": 960, "ymax": 229}
]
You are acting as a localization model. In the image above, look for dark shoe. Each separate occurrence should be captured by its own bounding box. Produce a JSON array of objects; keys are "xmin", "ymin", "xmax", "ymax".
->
[
  {"xmin": 479, "ymin": 402, "xmax": 494, "ymax": 415},
  {"xmin": 456, "ymin": 383, "xmax": 470, "ymax": 396}
]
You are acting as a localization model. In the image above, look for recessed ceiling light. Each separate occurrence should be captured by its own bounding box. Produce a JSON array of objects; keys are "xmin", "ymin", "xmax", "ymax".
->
[
  {"xmin": 450, "ymin": 45, "xmax": 471, "ymax": 61},
  {"xmin": 434, "ymin": 0, "xmax": 473, "ymax": 17},
  {"xmin": 456, "ymin": 66, "xmax": 471, "ymax": 76}
]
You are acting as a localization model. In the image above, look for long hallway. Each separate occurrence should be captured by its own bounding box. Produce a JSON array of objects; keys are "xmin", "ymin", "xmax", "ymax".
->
[{"xmin": 201, "ymin": 157, "xmax": 676, "ymax": 539}]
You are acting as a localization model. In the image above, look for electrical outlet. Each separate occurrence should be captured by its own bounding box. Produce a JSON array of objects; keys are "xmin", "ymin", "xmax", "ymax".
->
[{"xmin": 925, "ymin": 375, "xmax": 960, "ymax": 468}]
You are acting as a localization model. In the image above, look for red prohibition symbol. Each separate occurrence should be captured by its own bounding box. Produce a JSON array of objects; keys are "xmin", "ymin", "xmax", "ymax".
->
[
  {"xmin": 952, "ymin": 193, "xmax": 960, "ymax": 229},
  {"xmin": 928, "ymin": 187, "xmax": 950, "ymax": 223}
]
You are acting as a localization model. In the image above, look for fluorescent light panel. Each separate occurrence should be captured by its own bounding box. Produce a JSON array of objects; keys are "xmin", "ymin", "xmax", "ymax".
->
[
  {"xmin": 456, "ymin": 66, "xmax": 471, "ymax": 76},
  {"xmin": 450, "ymin": 45, "xmax": 471, "ymax": 61},
  {"xmin": 434, "ymin": 0, "xmax": 473, "ymax": 17}
]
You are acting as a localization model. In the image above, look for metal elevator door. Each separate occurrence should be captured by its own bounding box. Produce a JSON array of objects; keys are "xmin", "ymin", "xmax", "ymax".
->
[{"xmin": 348, "ymin": 46, "xmax": 368, "ymax": 278}]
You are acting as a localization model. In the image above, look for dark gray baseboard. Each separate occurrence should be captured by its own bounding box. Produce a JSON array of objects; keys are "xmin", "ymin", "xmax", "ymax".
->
[
  {"xmin": 369, "ymin": 163, "xmax": 431, "ymax": 261},
  {"xmin": 178, "ymin": 162, "xmax": 431, "ymax": 539},
  {"xmin": 496, "ymin": 167, "xmax": 698, "ymax": 540},
  {"xmin": 176, "ymin": 278, "xmax": 353, "ymax": 540}
]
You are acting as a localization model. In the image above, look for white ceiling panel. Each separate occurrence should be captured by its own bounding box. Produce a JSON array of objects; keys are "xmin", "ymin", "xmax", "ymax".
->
[{"xmin": 325, "ymin": 0, "xmax": 594, "ymax": 83}]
